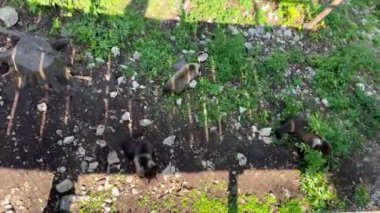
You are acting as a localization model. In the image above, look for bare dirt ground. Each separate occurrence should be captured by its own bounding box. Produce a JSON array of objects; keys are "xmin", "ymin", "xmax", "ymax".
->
[{"xmin": 0, "ymin": 2, "xmax": 379, "ymax": 213}]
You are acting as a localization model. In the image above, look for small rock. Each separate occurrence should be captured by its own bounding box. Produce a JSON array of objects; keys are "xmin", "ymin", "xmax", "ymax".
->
[
  {"xmin": 132, "ymin": 188, "xmax": 139, "ymax": 195},
  {"xmin": 244, "ymin": 42, "xmax": 253, "ymax": 50},
  {"xmin": 96, "ymin": 125, "xmax": 105, "ymax": 136},
  {"xmin": 262, "ymin": 137, "xmax": 273, "ymax": 144},
  {"xmin": 56, "ymin": 179, "xmax": 74, "ymax": 194},
  {"xmin": 121, "ymin": 112, "xmax": 131, "ymax": 122},
  {"xmin": 73, "ymin": 125, "xmax": 80, "ymax": 133},
  {"xmin": 4, "ymin": 204, "xmax": 13, "ymax": 210},
  {"xmin": 117, "ymin": 76, "xmax": 125, "ymax": 85},
  {"xmin": 228, "ymin": 25, "xmax": 239, "ymax": 35},
  {"xmin": 236, "ymin": 153, "xmax": 247, "ymax": 166},
  {"xmin": 163, "ymin": 135, "xmax": 176, "ymax": 146},
  {"xmin": 56, "ymin": 129, "xmax": 63, "ymax": 137},
  {"xmin": 88, "ymin": 162, "xmax": 98, "ymax": 172},
  {"xmin": 60, "ymin": 194, "xmax": 75, "ymax": 212},
  {"xmin": 112, "ymin": 187, "xmax": 120, "ymax": 197},
  {"xmin": 104, "ymin": 207, "xmax": 111, "ymax": 212},
  {"xmin": 95, "ymin": 58, "xmax": 105, "ymax": 63},
  {"xmin": 57, "ymin": 166, "xmax": 66, "ymax": 173},
  {"xmin": 0, "ymin": 7, "xmax": 18, "ymax": 27},
  {"xmin": 355, "ymin": 83, "xmax": 365, "ymax": 91},
  {"xmin": 139, "ymin": 119, "xmax": 152, "ymax": 127},
  {"xmin": 37, "ymin": 102, "xmax": 47, "ymax": 112},
  {"xmin": 239, "ymin": 107, "xmax": 247, "ymax": 114},
  {"xmin": 132, "ymin": 81, "xmax": 140, "ymax": 90},
  {"xmin": 107, "ymin": 151, "xmax": 120, "ymax": 165},
  {"xmin": 189, "ymin": 80, "xmax": 197, "ymax": 88},
  {"xmin": 234, "ymin": 122, "xmax": 241, "ymax": 130},
  {"xmin": 258, "ymin": 127, "xmax": 271, "ymax": 137},
  {"xmin": 77, "ymin": 147, "xmax": 86, "ymax": 156},
  {"xmin": 126, "ymin": 176, "xmax": 133, "ymax": 183},
  {"xmin": 201, "ymin": 160, "xmax": 214, "ymax": 170},
  {"xmin": 321, "ymin": 98, "xmax": 329, "ymax": 107},
  {"xmin": 80, "ymin": 161, "xmax": 88, "ymax": 172},
  {"xmin": 110, "ymin": 91, "xmax": 118, "ymax": 98},
  {"xmin": 162, "ymin": 162, "xmax": 176, "ymax": 174},
  {"xmin": 63, "ymin": 136, "xmax": 75, "ymax": 145},
  {"xmin": 283, "ymin": 28, "xmax": 292, "ymax": 37},
  {"xmin": 111, "ymin": 46, "xmax": 120, "ymax": 57},
  {"xmin": 176, "ymin": 98, "xmax": 182, "ymax": 106},
  {"xmin": 133, "ymin": 51, "xmax": 141, "ymax": 60},
  {"xmin": 251, "ymin": 126, "xmax": 258, "ymax": 133},
  {"xmin": 210, "ymin": 126, "xmax": 217, "ymax": 133},
  {"xmin": 96, "ymin": 140, "xmax": 107, "ymax": 148},
  {"xmin": 198, "ymin": 52, "xmax": 208, "ymax": 62}
]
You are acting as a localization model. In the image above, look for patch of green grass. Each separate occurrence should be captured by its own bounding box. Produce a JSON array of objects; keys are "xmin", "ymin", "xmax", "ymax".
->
[
  {"xmin": 238, "ymin": 195, "xmax": 277, "ymax": 213},
  {"xmin": 26, "ymin": 0, "xmax": 129, "ymax": 14},
  {"xmin": 132, "ymin": 30, "xmax": 176, "ymax": 80},
  {"xmin": 298, "ymin": 146, "xmax": 338, "ymax": 210},
  {"xmin": 64, "ymin": 9, "xmax": 144, "ymax": 58},
  {"xmin": 192, "ymin": 192, "xmax": 227, "ymax": 213},
  {"xmin": 278, "ymin": 199, "xmax": 303, "ymax": 213},
  {"xmin": 79, "ymin": 189, "xmax": 115, "ymax": 213},
  {"xmin": 209, "ymin": 28, "xmax": 247, "ymax": 82},
  {"xmin": 354, "ymin": 183, "xmax": 370, "ymax": 208},
  {"xmin": 185, "ymin": 0, "xmax": 254, "ymax": 24}
]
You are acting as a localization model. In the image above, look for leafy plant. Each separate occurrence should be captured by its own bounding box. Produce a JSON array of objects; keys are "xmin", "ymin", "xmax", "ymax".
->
[{"xmin": 354, "ymin": 183, "xmax": 370, "ymax": 208}]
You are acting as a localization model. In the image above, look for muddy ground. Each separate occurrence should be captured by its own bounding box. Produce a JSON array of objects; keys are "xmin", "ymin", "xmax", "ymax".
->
[{"xmin": 0, "ymin": 2, "xmax": 379, "ymax": 213}]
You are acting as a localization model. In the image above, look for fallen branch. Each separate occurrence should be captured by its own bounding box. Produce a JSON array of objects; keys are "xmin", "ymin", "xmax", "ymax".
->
[{"xmin": 304, "ymin": 0, "xmax": 345, "ymax": 30}]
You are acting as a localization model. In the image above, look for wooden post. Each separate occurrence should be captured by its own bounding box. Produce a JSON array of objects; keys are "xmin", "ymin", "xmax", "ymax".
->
[{"xmin": 304, "ymin": 0, "xmax": 345, "ymax": 30}]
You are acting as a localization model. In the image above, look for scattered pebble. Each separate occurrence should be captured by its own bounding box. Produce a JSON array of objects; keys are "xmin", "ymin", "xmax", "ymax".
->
[
  {"xmin": 189, "ymin": 80, "xmax": 197, "ymax": 88},
  {"xmin": 121, "ymin": 112, "xmax": 131, "ymax": 122},
  {"xmin": 110, "ymin": 91, "xmax": 118, "ymax": 98},
  {"xmin": 251, "ymin": 126, "xmax": 258, "ymax": 133},
  {"xmin": 139, "ymin": 119, "xmax": 152, "ymax": 127},
  {"xmin": 86, "ymin": 161, "xmax": 98, "ymax": 172},
  {"xmin": 258, "ymin": 127, "xmax": 271, "ymax": 137},
  {"xmin": 355, "ymin": 83, "xmax": 365, "ymax": 91},
  {"xmin": 96, "ymin": 140, "xmax": 107, "ymax": 148},
  {"xmin": 236, "ymin": 153, "xmax": 247, "ymax": 166},
  {"xmin": 112, "ymin": 187, "xmax": 120, "ymax": 197},
  {"xmin": 133, "ymin": 51, "xmax": 141, "ymax": 60},
  {"xmin": 162, "ymin": 162, "xmax": 176, "ymax": 174},
  {"xmin": 0, "ymin": 6, "xmax": 18, "ymax": 27},
  {"xmin": 262, "ymin": 137, "xmax": 273, "ymax": 144},
  {"xmin": 321, "ymin": 98, "xmax": 329, "ymax": 107},
  {"xmin": 201, "ymin": 160, "xmax": 215, "ymax": 170},
  {"xmin": 210, "ymin": 126, "xmax": 217, "ymax": 133},
  {"xmin": 56, "ymin": 179, "xmax": 74, "ymax": 193},
  {"xmin": 77, "ymin": 147, "xmax": 86, "ymax": 156},
  {"xmin": 244, "ymin": 42, "xmax": 253, "ymax": 50},
  {"xmin": 198, "ymin": 51, "xmax": 208, "ymax": 62},
  {"xmin": 239, "ymin": 107, "xmax": 247, "ymax": 114},
  {"xmin": 63, "ymin": 136, "xmax": 75, "ymax": 145},
  {"xmin": 73, "ymin": 125, "xmax": 80, "ymax": 133},
  {"xmin": 163, "ymin": 135, "xmax": 176, "ymax": 146},
  {"xmin": 37, "ymin": 102, "xmax": 47, "ymax": 112},
  {"xmin": 132, "ymin": 81, "xmax": 140, "ymax": 90},
  {"xmin": 96, "ymin": 125, "xmax": 105, "ymax": 136},
  {"xmin": 228, "ymin": 25, "xmax": 239, "ymax": 35},
  {"xmin": 107, "ymin": 151, "xmax": 120, "ymax": 165},
  {"xmin": 111, "ymin": 46, "xmax": 120, "ymax": 57},
  {"xmin": 60, "ymin": 195, "xmax": 75, "ymax": 212},
  {"xmin": 57, "ymin": 166, "xmax": 66, "ymax": 173},
  {"xmin": 176, "ymin": 98, "xmax": 182, "ymax": 106}
]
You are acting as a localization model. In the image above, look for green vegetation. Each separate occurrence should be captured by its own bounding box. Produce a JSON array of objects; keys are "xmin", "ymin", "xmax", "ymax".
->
[
  {"xmin": 9, "ymin": 0, "xmax": 380, "ymax": 211},
  {"xmin": 79, "ymin": 189, "xmax": 115, "ymax": 213},
  {"xmin": 354, "ymin": 183, "xmax": 370, "ymax": 208}
]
